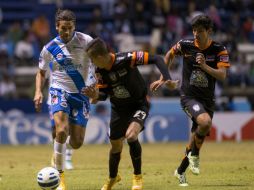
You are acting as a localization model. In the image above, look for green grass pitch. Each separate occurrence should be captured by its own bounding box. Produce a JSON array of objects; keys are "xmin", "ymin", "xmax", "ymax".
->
[{"xmin": 0, "ymin": 142, "xmax": 253, "ymax": 190}]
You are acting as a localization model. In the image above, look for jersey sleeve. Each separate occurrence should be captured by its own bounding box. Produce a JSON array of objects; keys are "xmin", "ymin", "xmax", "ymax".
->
[
  {"xmin": 39, "ymin": 46, "xmax": 51, "ymax": 71},
  {"xmin": 129, "ymin": 51, "xmax": 149, "ymax": 67},
  {"xmin": 76, "ymin": 32, "xmax": 93, "ymax": 49},
  {"xmin": 95, "ymin": 72, "xmax": 109, "ymax": 101},
  {"xmin": 86, "ymin": 63, "xmax": 97, "ymax": 86},
  {"xmin": 216, "ymin": 46, "xmax": 230, "ymax": 68},
  {"xmin": 171, "ymin": 40, "xmax": 184, "ymax": 56}
]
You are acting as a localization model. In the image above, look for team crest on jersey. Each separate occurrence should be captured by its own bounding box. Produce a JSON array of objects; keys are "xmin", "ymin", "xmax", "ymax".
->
[
  {"xmin": 193, "ymin": 104, "xmax": 200, "ymax": 112},
  {"xmin": 109, "ymin": 72, "xmax": 117, "ymax": 82},
  {"xmin": 190, "ymin": 70, "xmax": 208, "ymax": 87},
  {"xmin": 56, "ymin": 53, "xmax": 63, "ymax": 60}
]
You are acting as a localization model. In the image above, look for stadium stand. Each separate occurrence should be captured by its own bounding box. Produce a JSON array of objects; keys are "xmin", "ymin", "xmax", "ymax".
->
[{"xmin": 0, "ymin": 0, "xmax": 253, "ymax": 110}]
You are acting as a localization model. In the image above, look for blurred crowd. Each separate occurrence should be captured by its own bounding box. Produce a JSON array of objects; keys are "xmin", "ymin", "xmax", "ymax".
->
[{"xmin": 0, "ymin": 0, "xmax": 254, "ymax": 110}]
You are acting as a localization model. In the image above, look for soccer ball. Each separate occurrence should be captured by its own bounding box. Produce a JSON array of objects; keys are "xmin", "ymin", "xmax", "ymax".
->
[{"xmin": 37, "ymin": 167, "xmax": 60, "ymax": 190}]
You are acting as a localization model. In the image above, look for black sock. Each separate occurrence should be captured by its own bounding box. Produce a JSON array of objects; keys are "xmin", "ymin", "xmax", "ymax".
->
[
  {"xmin": 109, "ymin": 152, "xmax": 121, "ymax": 178},
  {"xmin": 191, "ymin": 132, "xmax": 205, "ymax": 156},
  {"xmin": 128, "ymin": 140, "xmax": 142, "ymax": 175},
  {"xmin": 177, "ymin": 147, "xmax": 191, "ymax": 174}
]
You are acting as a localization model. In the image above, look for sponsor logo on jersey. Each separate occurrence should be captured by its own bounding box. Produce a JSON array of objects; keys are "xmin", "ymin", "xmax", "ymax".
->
[
  {"xmin": 109, "ymin": 72, "xmax": 117, "ymax": 82},
  {"xmin": 220, "ymin": 55, "xmax": 229, "ymax": 62},
  {"xmin": 206, "ymin": 55, "xmax": 215, "ymax": 61},
  {"xmin": 117, "ymin": 69, "xmax": 127, "ymax": 77},
  {"xmin": 117, "ymin": 56, "xmax": 125, "ymax": 61},
  {"xmin": 56, "ymin": 53, "xmax": 63, "ymax": 60}
]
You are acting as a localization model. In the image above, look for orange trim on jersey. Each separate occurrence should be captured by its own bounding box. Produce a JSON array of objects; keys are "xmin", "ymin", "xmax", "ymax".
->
[
  {"xmin": 170, "ymin": 48, "xmax": 176, "ymax": 56},
  {"xmin": 217, "ymin": 50, "xmax": 228, "ymax": 56},
  {"xmin": 130, "ymin": 51, "xmax": 137, "ymax": 67},
  {"xmin": 194, "ymin": 39, "xmax": 212, "ymax": 50},
  {"xmin": 217, "ymin": 62, "xmax": 230, "ymax": 68},
  {"xmin": 143, "ymin": 52, "xmax": 149, "ymax": 65},
  {"xmin": 108, "ymin": 53, "xmax": 115, "ymax": 70},
  {"xmin": 96, "ymin": 84, "xmax": 108, "ymax": 88}
]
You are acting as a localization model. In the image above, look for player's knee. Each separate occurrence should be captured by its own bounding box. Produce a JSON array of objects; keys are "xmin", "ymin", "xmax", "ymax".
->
[
  {"xmin": 70, "ymin": 138, "xmax": 83, "ymax": 149},
  {"xmin": 198, "ymin": 114, "xmax": 211, "ymax": 128},
  {"xmin": 56, "ymin": 130, "xmax": 68, "ymax": 142},
  {"xmin": 126, "ymin": 133, "xmax": 138, "ymax": 142},
  {"xmin": 110, "ymin": 140, "xmax": 123, "ymax": 153},
  {"xmin": 200, "ymin": 119, "xmax": 211, "ymax": 128},
  {"xmin": 111, "ymin": 146, "xmax": 122, "ymax": 153},
  {"xmin": 198, "ymin": 118, "xmax": 212, "ymax": 134}
]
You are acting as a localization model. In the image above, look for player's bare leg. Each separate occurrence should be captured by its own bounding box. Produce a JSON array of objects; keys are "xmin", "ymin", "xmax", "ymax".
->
[
  {"xmin": 188, "ymin": 113, "xmax": 211, "ymax": 175},
  {"xmin": 53, "ymin": 111, "xmax": 69, "ymax": 190}
]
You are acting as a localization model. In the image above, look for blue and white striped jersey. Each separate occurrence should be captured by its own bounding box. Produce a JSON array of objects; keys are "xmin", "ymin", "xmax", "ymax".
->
[{"xmin": 39, "ymin": 32, "xmax": 96, "ymax": 93}]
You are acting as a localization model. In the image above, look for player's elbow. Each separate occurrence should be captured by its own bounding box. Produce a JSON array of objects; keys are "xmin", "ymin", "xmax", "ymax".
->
[{"xmin": 219, "ymin": 72, "xmax": 227, "ymax": 81}]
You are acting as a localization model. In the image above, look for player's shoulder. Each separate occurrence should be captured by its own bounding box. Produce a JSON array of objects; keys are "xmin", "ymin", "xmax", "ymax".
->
[
  {"xmin": 179, "ymin": 38, "xmax": 195, "ymax": 45},
  {"xmin": 44, "ymin": 38, "xmax": 57, "ymax": 49},
  {"xmin": 75, "ymin": 32, "xmax": 93, "ymax": 43},
  {"xmin": 115, "ymin": 51, "xmax": 133, "ymax": 62},
  {"xmin": 211, "ymin": 41, "xmax": 228, "ymax": 52}
]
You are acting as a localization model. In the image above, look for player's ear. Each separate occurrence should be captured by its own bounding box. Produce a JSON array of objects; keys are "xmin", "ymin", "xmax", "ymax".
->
[{"xmin": 55, "ymin": 22, "xmax": 59, "ymax": 31}]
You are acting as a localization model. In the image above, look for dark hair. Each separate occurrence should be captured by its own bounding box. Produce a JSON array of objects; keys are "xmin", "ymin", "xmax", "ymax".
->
[
  {"xmin": 86, "ymin": 38, "xmax": 108, "ymax": 57},
  {"xmin": 191, "ymin": 15, "xmax": 213, "ymax": 30},
  {"xmin": 55, "ymin": 9, "xmax": 76, "ymax": 24}
]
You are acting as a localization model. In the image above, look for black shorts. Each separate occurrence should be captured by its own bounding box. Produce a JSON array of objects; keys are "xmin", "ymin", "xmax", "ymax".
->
[
  {"xmin": 109, "ymin": 99, "xmax": 150, "ymax": 140},
  {"xmin": 180, "ymin": 96, "xmax": 215, "ymax": 132}
]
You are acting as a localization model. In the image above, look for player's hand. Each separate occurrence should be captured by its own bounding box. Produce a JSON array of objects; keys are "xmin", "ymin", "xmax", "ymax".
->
[
  {"xmin": 196, "ymin": 53, "xmax": 206, "ymax": 68},
  {"xmin": 81, "ymin": 85, "xmax": 98, "ymax": 99},
  {"xmin": 150, "ymin": 79, "xmax": 164, "ymax": 92},
  {"xmin": 34, "ymin": 91, "xmax": 43, "ymax": 112},
  {"xmin": 164, "ymin": 79, "xmax": 179, "ymax": 90}
]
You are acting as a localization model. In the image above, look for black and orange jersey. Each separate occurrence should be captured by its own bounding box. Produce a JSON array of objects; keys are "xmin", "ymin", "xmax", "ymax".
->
[
  {"xmin": 96, "ymin": 51, "xmax": 154, "ymax": 106},
  {"xmin": 171, "ymin": 39, "xmax": 230, "ymax": 99}
]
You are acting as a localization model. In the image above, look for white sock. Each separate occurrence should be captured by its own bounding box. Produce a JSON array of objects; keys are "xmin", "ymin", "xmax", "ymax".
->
[
  {"xmin": 54, "ymin": 140, "xmax": 66, "ymax": 171},
  {"xmin": 65, "ymin": 136, "xmax": 73, "ymax": 161}
]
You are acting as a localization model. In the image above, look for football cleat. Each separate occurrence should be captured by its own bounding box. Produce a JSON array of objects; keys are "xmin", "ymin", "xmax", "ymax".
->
[
  {"xmin": 101, "ymin": 175, "xmax": 121, "ymax": 190},
  {"xmin": 65, "ymin": 160, "xmax": 74, "ymax": 170},
  {"xmin": 56, "ymin": 172, "xmax": 66, "ymax": 190},
  {"xmin": 187, "ymin": 152, "xmax": 200, "ymax": 175},
  {"xmin": 132, "ymin": 174, "xmax": 143, "ymax": 190},
  {"xmin": 174, "ymin": 169, "xmax": 188, "ymax": 187}
]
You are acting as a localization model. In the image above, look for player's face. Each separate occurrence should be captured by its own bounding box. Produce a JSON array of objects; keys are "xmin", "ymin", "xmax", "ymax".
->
[
  {"xmin": 90, "ymin": 55, "xmax": 107, "ymax": 69},
  {"xmin": 192, "ymin": 26, "xmax": 210, "ymax": 44},
  {"xmin": 56, "ymin": 20, "xmax": 75, "ymax": 43}
]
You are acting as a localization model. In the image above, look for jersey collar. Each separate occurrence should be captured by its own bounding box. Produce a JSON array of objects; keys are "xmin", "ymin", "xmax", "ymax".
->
[{"xmin": 194, "ymin": 39, "xmax": 212, "ymax": 50}]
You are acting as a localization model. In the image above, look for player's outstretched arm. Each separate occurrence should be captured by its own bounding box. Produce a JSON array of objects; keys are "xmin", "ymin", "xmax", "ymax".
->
[{"xmin": 148, "ymin": 54, "xmax": 178, "ymax": 91}]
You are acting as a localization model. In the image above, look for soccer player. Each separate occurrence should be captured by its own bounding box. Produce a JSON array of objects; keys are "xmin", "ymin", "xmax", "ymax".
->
[
  {"xmin": 82, "ymin": 38, "xmax": 178, "ymax": 190},
  {"xmin": 34, "ymin": 9, "xmax": 96, "ymax": 190},
  {"xmin": 150, "ymin": 15, "xmax": 230, "ymax": 186}
]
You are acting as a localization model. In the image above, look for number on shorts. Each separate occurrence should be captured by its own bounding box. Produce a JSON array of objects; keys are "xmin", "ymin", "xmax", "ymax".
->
[{"xmin": 133, "ymin": 110, "xmax": 147, "ymax": 120}]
